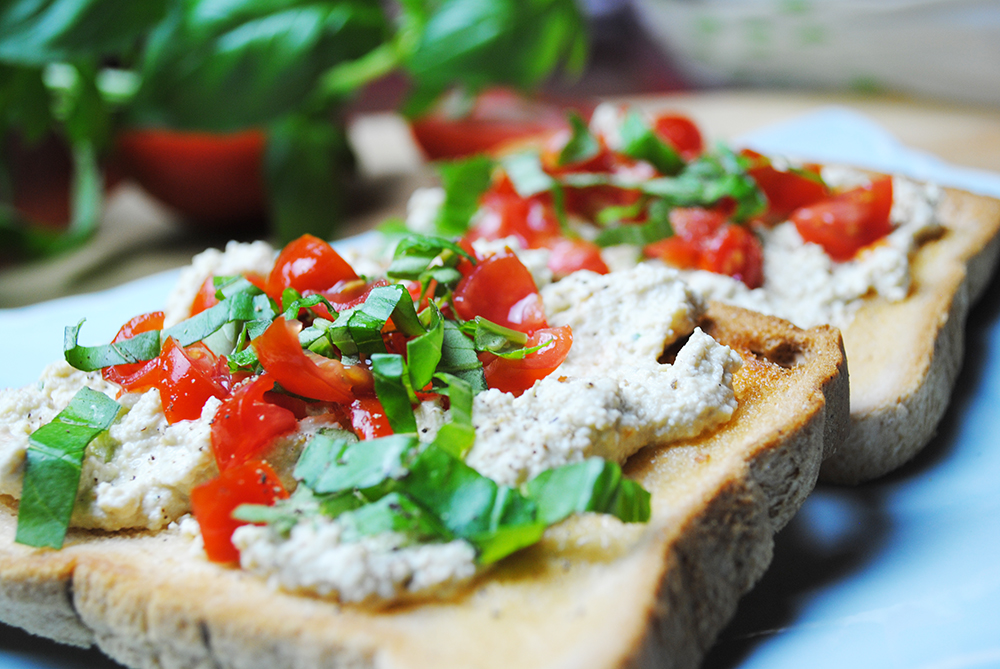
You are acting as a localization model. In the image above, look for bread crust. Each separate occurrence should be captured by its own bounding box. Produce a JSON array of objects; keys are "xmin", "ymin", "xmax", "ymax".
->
[
  {"xmin": 823, "ymin": 187, "xmax": 1000, "ymax": 484},
  {"xmin": 0, "ymin": 304, "xmax": 846, "ymax": 669}
]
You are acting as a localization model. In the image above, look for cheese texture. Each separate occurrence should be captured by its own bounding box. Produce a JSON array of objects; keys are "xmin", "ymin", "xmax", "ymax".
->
[
  {"xmin": 681, "ymin": 174, "xmax": 941, "ymax": 329},
  {"xmin": 0, "ymin": 361, "xmax": 219, "ymax": 530}
]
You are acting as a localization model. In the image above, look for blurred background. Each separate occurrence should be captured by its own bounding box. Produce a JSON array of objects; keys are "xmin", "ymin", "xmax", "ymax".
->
[{"xmin": 2, "ymin": 0, "xmax": 1000, "ymax": 307}]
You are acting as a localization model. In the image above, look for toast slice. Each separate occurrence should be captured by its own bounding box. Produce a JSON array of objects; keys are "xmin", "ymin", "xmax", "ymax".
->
[
  {"xmin": 0, "ymin": 303, "xmax": 846, "ymax": 669},
  {"xmin": 824, "ymin": 186, "xmax": 1000, "ymax": 484}
]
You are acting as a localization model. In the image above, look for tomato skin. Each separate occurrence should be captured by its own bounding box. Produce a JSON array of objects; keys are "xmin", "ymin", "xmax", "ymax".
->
[
  {"xmin": 470, "ymin": 189, "xmax": 562, "ymax": 249},
  {"xmin": 643, "ymin": 236, "xmax": 701, "ymax": 269},
  {"xmin": 453, "ymin": 250, "xmax": 548, "ymax": 334},
  {"xmin": 409, "ymin": 88, "xmax": 585, "ymax": 160},
  {"xmin": 155, "ymin": 339, "xmax": 232, "ymax": 423},
  {"xmin": 791, "ymin": 176, "xmax": 894, "ymax": 262},
  {"xmin": 211, "ymin": 374, "xmax": 299, "ymax": 471},
  {"xmin": 643, "ymin": 207, "xmax": 764, "ymax": 288},
  {"xmin": 252, "ymin": 317, "xmax": 372, "ymax": 403},
  {"xmin": 742, "ymin": 149, "xmax": 828, "ymax": 224},
  {"xmin": 482, "ymin": 326, "xmax": 573, "ymax": 396},
  {"xmin": 652, "ymin": 114, "xmax": 703, "ymax": 161},
  {"xmin": 350, "ymin": 397, "xmax": 394, "ymax": 440},
  {"xmin": 190, "ymin": 277, "xmax": 220, "ymax": 316},
  {"xmin": 114, "ymin": 129, "xmax": 266, "ymax": 224},
  {"xmin": 266, "ymin": 234, "xmax": 358, "ymax": 301},
  {"xmin": 547, "ymin": 239, "xmax": 609, "ymax": 279},
  {"xmin": 190, "ymin": 459, "xmax": 288, "ymax": 563},
  {"xmin": 102, "ymin": 312, "xmax": 165, "ymax": 386},
  {"xmin": 699, "ymin": 225, "xmax": 765, "ymax": 289}
]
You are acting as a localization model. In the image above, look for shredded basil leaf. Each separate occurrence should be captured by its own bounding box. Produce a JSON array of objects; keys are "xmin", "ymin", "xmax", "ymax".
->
[
  {"xmin": 429, "ymin": 372, "xmax": 476, "ymax": 458},
  {"xmin": 371, "ymin": 354, "xmax": 419, "ymax": 434},
  {"xmin": 64, "ymin": 321, "xmax": 160, "ymax": 371},
  {"xmin": 15, "ymin": 388, "xmax": 121, "ymax": 549},
  {"xmin": 502, "ymin": 152, "xmax": 558, "ymax": 198},
  {"xmin": 594, "ymin": 203, "xmax": 674, "ymax": 248},
  {"xmin": 295, "ymin": 432, "xmax": 418, "ymax": 495},
  {"xmin": 619, "ymin": 110, "xmax": 685, "ymax": 176},
  {"xmin": 337, "ymin": 492, "xmax": 452, "ymax": 544},
  {"xmin": 437, "ymin": 320, "xmax": 487, "ymax": 394},
  {"xmin": 558, "ymin": 111, "xmax": 600, "ymax": 166},
  {"xmin": 433, "ymin": 155, "xmax": 495, "ymax": 237},
  {"xmin": 525, "ymin": 457, "xmax": 651, "ymax": 525},
  {"xmin": 406, "ymin": 305, "xmax": 445, "ymax": 391}
]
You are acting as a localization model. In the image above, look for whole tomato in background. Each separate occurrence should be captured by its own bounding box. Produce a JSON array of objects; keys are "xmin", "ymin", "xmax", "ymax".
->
[{"xmin": 0, "ymin": 0, "xmax": 588, "ymax": 257}]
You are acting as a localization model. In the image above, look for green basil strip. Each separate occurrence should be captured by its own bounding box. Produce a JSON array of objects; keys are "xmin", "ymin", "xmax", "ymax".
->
[
  {"xmin": 434, "ymin": 155, "xmax": 496, "ymax": 237},
  {"xmin": 399, "ymin": 445, "xmax": 544, "ymax": 564},
  {"xmin": 387, "ymin": 233, "xmax": 473, "ymax": 285},
  {"xmin": 429, "ymin": 373, "xmax": 476, "ymax": 459},
  {"xmin": 15, "ymin": 388, "xmax": 121, "ymax": 549},
  {"xmin": 296, "ymin": 432, "xmax": 418, "ymax": 495},
  {"xmin": 559, "ymin": 111, "xmax": 600, "ymax": 166},
  {"xmin": 502, "ymin": 152, "xmax": 558, "ymax": 198},
  {"xmin": 525, "ymin": 457, "xmax": 651, "ymax": 525},
  {"xmin": 162, "ymin": 291, "xmax": 261, "ymax": 347},
  {"xmin": 437, "ymin": 320, "xmax": 487, "ymax": 394},
  {"xmin": 619, "ymin": 110, "xmax": 685, "ymax": 176},
  {"xmin": 64, "ymin": 321, "xmax": 160, "ymax": 371},
  {"xmin": 371, "ymin": 353, "xmax": 418, "ymax": 434},
  {"xmin": 337, "ymin": 492, "xmax": 452, "ymax": 544},
  {"xmin": 594, "ymin": 207, "xmax": 674, "ymax": 248},
  {"xmin": 233, "ymin": 486, "xmax": 324, "ymax": 536},
  {"xmin": 65, "ymin": 288, "xmax": 271, "ymax": 372},
  {"xmin": 406, "ymin": 306, "xmax": 444, "ymax": 391}
]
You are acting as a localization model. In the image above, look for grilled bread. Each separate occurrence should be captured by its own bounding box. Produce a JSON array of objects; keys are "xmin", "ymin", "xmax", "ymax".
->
[{"xmin": 0, "ymin": 303, "xmax": 846, "ymax": 669}]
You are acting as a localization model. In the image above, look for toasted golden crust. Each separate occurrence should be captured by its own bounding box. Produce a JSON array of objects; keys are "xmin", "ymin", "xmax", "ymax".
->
[
  {"xmin": 823, "ymin": 187, "xmax": 1000, "ymax": 484},
  {"xmin": 0, "ymin": 305, "xmax": 845, "ymax": 669}
]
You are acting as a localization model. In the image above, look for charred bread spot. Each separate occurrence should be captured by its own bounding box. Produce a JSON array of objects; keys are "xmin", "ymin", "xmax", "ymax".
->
[{"xmin": 658, "ymin": 332, "xmax": 691, "ymax": 365}]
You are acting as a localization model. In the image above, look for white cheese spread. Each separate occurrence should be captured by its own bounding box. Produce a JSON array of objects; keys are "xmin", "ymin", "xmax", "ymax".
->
[
  {"xmin": 681, "ymin": 174, "xmax": 942, "ymax": 330},
  {"xmin": 462, "ymin": 264, "xmax": 741, "ymax": 486},
  {"xmin": 0, "ymin": 361, "xmax": 219, "ymax": 530},
  {"xmin": 233, "ymin": 520, "xmax": 478, "ymax": 605}
]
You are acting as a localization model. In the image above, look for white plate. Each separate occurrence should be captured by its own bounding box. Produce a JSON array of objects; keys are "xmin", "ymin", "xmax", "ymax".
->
[{"xmin": 3, "ymin": 109, "xmax": 1000, "ymax": 669}]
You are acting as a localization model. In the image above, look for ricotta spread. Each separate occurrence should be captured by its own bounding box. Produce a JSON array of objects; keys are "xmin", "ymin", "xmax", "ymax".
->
[
  {"xmin": 233, "ymin": 520, "xmax": 478, "ymax": 604},
  {"xmin": 680, "ymin": 174, "xmax": 942, "ymax": 329},
  {"xmin": 406, "ymin": 170, "xmax": 942, "ymax": 331},
  {"xmin": 0, "ymin": 361, "xmax": 219, "ymax": 530},
  {"xmin": 463, "ymin": 264, "xmax": 740, "ymax": 486}
]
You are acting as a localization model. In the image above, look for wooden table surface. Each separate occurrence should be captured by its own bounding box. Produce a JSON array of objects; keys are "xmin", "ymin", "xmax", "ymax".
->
[{"xmin": 2, "ymin": 90, "xmax": 999, "ymax": 308}]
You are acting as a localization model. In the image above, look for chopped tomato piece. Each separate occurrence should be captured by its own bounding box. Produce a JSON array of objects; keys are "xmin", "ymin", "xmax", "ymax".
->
[
  {"xmin": 191, "ymin": 460, "xmax": 288, "ymax": 562},
  {"xmin": 742, "ymin": 149, "xmax": 828, "ymax": 224},
  {"xmin": 470, "ymin": 188, "xmax": 562, "ymax": 249},
  {"xmin": 670, "ymin": 207, "xmax": 727, "ymax": 241},
  {"xmin": 266, "ymin": 234, "xmax": 358, "ymax": 301},
  {"xmin": 101, "ymin": 311, "xmax": 164, "ymax": 386},
  {"xmin": 644, "ymin": 207, "xmax": 764, "ymax": 288},
  {"xmin": 482, "ymin": 326, "xmax": 573, "ymax": 396},
  {"xmin": 114, "ymin": 335, "xmax": 233, "ymax": 424},
  {"xmin": 652, "ymin": 114, "xmax": 703, "ymax": 161},
  {"xmin": 190, "ymin": 276, "xmax": 220, "ymax": 316},
  {"xmin": 211, "ymin": 374, "xmax": 299, "ymax": 471},
  {"xmin": 453, "ymin": 250, "xmax": 548, "ymax": 334},
  {"xmin": 643, "ymin": 236, "xmax": 701, "ymax": 269},
  {"xmin": 546, "ymin": 239, "xmax": 609, "ymax": 279},
  {"xmin": 252, "ymin": 317, "xmax": 372, "ymax": 403},
  {"xmin": 700, "ymin": 225, "xmax": 765, "ymax": 289},
  {"xmin": 791, "ymin": 176, "xmax": 894, "ymax": 262},
  {"xmin": 350, "ymin": 397, "xmax": 394, "ymax": 440},
  {"xmin": 156, "ymin": 339, "xmax": 232, "ymax": 423}
]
